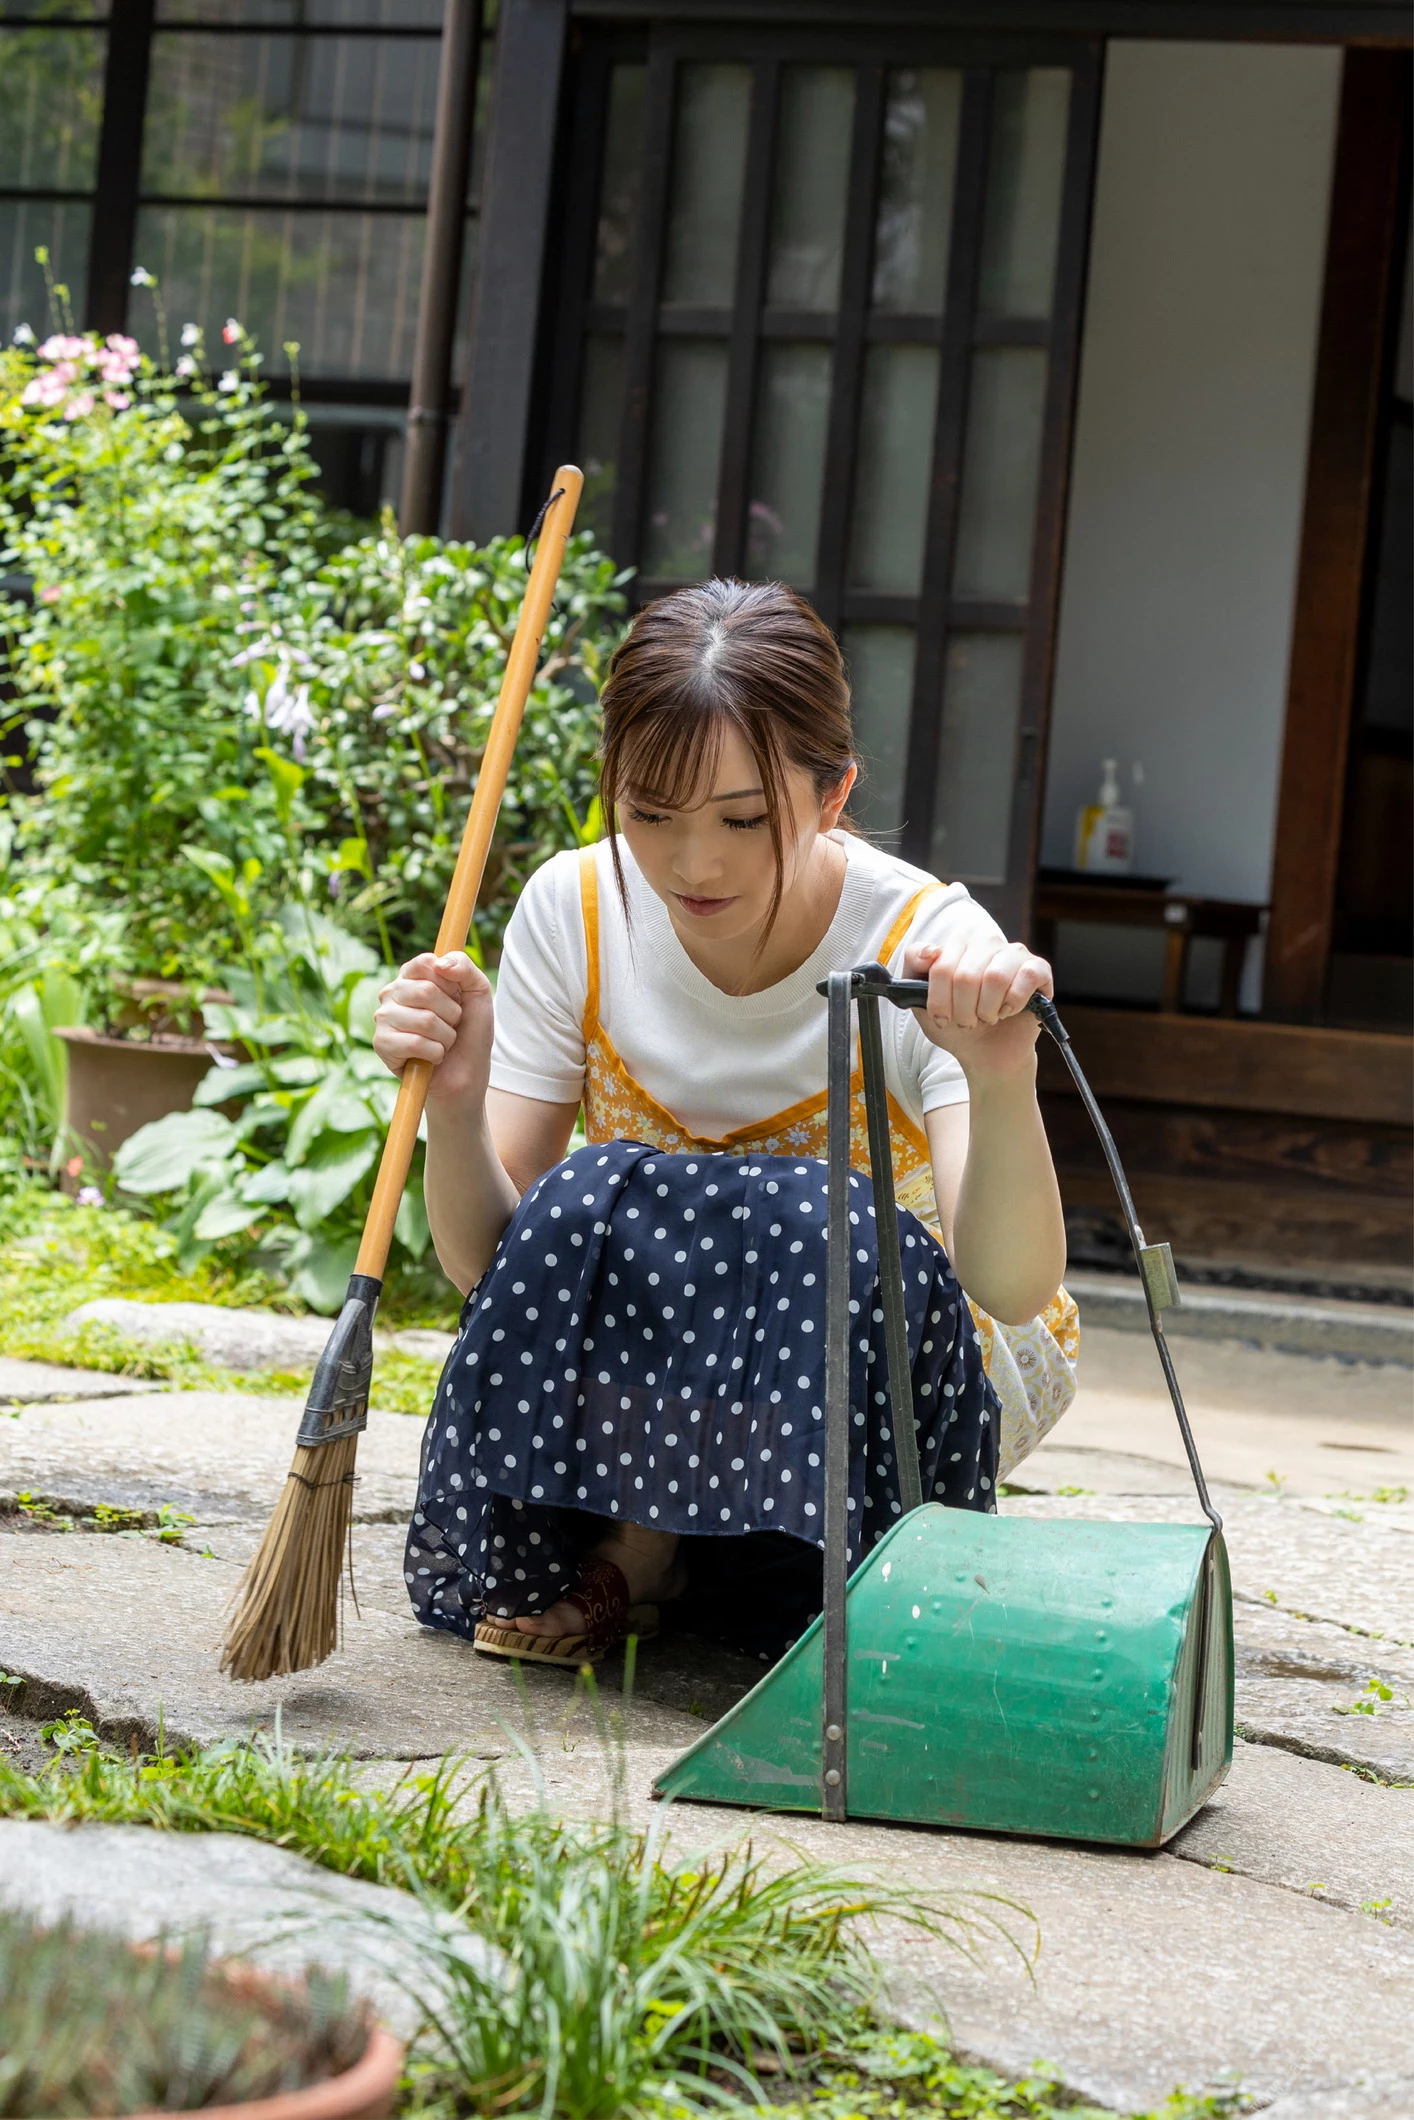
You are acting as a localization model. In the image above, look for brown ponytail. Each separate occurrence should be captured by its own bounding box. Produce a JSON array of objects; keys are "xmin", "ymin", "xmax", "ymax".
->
[{"xmin": 598, "ymin": 580, "xmax": 856, "ymax": 937}]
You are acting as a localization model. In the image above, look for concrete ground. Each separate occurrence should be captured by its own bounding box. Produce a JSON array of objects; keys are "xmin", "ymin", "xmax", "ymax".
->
[{"xmin": 1, "ymin": 1321, "xmax": 1410, "ymax": 2114}]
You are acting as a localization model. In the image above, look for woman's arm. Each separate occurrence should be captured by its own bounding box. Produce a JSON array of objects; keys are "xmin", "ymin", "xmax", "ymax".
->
[
  {"xmin": 907, "ymin": 936, "xmax": 1067, "ymax": 1327},
  {"xmin": 371, "ymin": 951, "xmax": 578, "ymax": 1296}
]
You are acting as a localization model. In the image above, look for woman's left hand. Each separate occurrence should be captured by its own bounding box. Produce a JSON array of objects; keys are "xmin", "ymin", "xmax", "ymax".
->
[{"xmin": 901, "ymin": 933, "xmax": 1054, "ymax": 1081}]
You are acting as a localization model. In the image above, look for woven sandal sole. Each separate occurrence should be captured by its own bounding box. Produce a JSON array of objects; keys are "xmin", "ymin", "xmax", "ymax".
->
[{"xmin": 472, "ymin": 1603, "xmax": 660, "ymax": 1667}]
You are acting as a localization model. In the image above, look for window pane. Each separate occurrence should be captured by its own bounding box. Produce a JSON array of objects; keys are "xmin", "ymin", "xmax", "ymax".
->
[
  {"xmin": 931, "ymin": 634, "xmax": 1024, "ymax": 882},
  {"xmin": 661, "ymin": 64, "xmax": 750, "ymax": 308},
  {"xmin": 978, "ymin": 68, "xmax": 1070, "ymax": 320},
  {"xmin": 134, "ymin": 205, "xmax": 431, "ymax": 379},
  {"xmin": 642, "ymin": 338, "xmax": 728, "ymax": 577},
  {"xmin": 0, "ymin": 28, "xmax": 105, "ymax": 190},
  {"xmin": 576, "ymin": 333, "xmax": 624, "ymax": 549},
  {"xmin": 0, "ymin": 199, "xmax": 90, "ymax": 347},
  {"xmin": 593, "ymin": 62, "xmax": 646, "ymax": 305},
  {"xmin": 746, "ymin": 341, "xmax": 832, "ymax": 586},
  {"xmin": 844, "ymin": 625, "xmax": 915, "ymax": 839},
  {"xmin": 847, "ymin": 342, "xmax": 938, "ymax": 595},
  {"xmin": 952, "ymin": 347, "xmax": 1047, "ymax": 600},
  {"xmin": 143, "ymin": 33, "xmax": 439, "ymax": 206},
  {"xmin": 765, "ymin": 65, "xmax": 854, "ymax": 312},
  {"xmin": 872, "ymin": 68, "xmax": 961, "ymax": 315}
]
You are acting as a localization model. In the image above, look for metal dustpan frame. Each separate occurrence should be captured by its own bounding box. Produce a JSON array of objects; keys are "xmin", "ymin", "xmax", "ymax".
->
[{"xmin": 654, "ymin": 967, "xmax": 1232, "ymax": 1841}]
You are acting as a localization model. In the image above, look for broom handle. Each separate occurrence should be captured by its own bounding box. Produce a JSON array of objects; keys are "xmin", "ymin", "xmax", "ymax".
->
[{"xmin": 353, "ymin": 465, "xmax": 584, "ymax": 1280}]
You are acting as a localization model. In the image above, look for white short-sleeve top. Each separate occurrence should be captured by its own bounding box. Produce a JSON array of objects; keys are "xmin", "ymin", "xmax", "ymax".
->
[{"xmin": 488, "ymin": 832, "xmax": 1006, "ymax": 1139}]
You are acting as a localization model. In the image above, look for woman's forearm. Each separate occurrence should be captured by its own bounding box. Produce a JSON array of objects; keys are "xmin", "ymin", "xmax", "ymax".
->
[
  {"xmin": 949, "ymin": 1061, "xmax": 1067, "ymax": 1326},
  {"xmin": 424, "ymin": 1101, "xmax": 521, "ymax": 1296}
]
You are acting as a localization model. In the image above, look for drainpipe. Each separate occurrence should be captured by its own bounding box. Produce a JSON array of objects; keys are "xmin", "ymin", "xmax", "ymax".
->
[{"xmin": 400, "ymin": 0, "xmax": 484, "ymax": 535}]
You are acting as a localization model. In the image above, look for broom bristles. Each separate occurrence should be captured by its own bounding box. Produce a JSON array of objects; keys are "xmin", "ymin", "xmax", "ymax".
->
[{"xmin": 221, "ymin": 1435, "xmax": 360, "ymax": 1682}]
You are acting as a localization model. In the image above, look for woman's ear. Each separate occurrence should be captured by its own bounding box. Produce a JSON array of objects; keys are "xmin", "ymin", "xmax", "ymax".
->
[{"xmin": 819, "ymin": 761, "xmax": 858, "ymax": 830}]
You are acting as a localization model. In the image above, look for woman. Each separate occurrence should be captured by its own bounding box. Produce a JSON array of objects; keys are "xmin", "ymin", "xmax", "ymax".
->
[{"xmin": 374, "ymin": 581, "xmax": 1077, "ymax": 1668}]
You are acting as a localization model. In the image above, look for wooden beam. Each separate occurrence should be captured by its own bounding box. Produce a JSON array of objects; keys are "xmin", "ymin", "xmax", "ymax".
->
[
  {"xmin": 1054, "ymin": 1168, "xmax": 1411, "ymax": 1268},
  {"xmin": 1035, "ymin": 1004, "xmax": 1413, "ymax": 1124},
  {"xmin": 84, "ymin": 0, "xmax": 155, "ymax": 337},
  {"xmin": 569, "ymin": 0, "xmax": 1414, "ymax": 42},
  {"xmin": 1264, "ymin": 50, "xmax": 1408, "ymax": 1019}
]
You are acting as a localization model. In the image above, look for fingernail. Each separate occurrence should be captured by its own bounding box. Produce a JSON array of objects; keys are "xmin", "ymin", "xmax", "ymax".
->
[{"xmin": 437, "ymin": 952, "xmax": 460, "ymax": 968}]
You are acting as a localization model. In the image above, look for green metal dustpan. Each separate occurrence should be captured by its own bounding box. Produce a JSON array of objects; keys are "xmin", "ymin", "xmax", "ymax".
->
[{"xmin": 654, "ymin": 968, "xmax": 1233, "ymax": 1848}]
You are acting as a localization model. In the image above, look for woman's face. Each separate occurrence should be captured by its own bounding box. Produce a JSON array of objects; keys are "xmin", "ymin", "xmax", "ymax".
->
[{"xmin": 619, "ymin": 724, "xmax": 854, "ymax": 947}]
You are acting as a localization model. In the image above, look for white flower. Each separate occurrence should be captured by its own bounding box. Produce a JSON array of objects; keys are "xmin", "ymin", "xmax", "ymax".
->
[
  {"xmin": 180, "ymin": 321, "xmax": 200, "ymax": 347},
  {"xmin": 174, "ymin": 354, "xmax": 197, "ymax": 379},
  {"xmin": 130, "ymin": 266, "xmax": 154, "ymax": 288},
  {"xmin": 12, "ymin": 322, "xmax": 34, "ymax": 346},
  {"xmin": 408, "ymin": 660, "xmax": 426, "ymax": 679},
  {"xmin": 218, "ymin": 370, "xmax": 239, "ymax": 393},
  {"xmin": 77, "ymin": 1185, "xmax": 103, "ymax": 1208}
]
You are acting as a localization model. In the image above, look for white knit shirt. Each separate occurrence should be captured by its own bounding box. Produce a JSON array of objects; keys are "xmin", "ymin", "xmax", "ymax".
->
[{"xmin": 488, "ymin": 833, "xmax": 1007, "ymax": 1140}]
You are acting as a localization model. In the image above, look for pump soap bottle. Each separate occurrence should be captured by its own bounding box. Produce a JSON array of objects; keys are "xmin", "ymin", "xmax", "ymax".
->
[{"xmin": 1075, "ymin": 758, "xmax": 1134, "ymax": 875}]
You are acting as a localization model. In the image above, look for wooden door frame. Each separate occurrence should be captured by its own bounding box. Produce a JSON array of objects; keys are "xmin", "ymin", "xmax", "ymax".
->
[{"xmin": 1264, "ymin": 47, "xmax": 1410, "ymax": 1022}]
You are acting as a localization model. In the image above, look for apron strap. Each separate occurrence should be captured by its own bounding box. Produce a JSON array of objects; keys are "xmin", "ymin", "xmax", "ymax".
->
[{"xmin": 576, "ymin": 844, "xmax": 602, "ymax": 1041}]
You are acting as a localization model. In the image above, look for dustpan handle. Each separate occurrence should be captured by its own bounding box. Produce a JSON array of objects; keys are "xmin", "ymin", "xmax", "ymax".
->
[
  {"xmin": 861, "ymin": 969, "xmax": 1221, "ymax": 1534},
  {"xmin": 857, "ymin": 993, "xmax": 925, "ymax": 1514},
  {"xmin": 822, "ymin": 971, "xmax": 854, "ymax": 1823}
]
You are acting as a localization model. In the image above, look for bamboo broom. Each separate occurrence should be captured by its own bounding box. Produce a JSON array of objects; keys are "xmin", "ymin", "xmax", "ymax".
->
[{"xmin": 222, "ymin": 467, "xmax": 584, "ymax": 1683}]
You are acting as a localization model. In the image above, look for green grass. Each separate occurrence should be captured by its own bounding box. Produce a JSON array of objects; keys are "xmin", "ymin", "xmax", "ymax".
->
[{"xmin": 0, "ymin": 1186, "xmax": 450, "ymax": 1413}]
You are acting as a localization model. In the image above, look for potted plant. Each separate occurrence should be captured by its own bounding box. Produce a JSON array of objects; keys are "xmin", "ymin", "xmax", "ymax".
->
[
  {"xmin": 55, "ymin": 977, "xmax": 238, "ymax": 1179},
  {"xmin": 0, "ymin": 1904, "xmax": 402, "ymax": 2120}
]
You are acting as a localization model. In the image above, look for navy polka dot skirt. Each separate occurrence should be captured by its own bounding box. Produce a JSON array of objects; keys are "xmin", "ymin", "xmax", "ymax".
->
[{"xmin": 406, "ymin": 1141, "xmax": 999, "ymax": 1663}]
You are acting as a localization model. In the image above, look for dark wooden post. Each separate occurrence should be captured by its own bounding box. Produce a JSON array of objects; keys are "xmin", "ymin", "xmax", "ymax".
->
[
  {"xmin": 399, "ymin": 0, "xmax": 484, "ymax": 536},
  {"xmin": 84, "ymin": 0, "xmax": 156, "ymax": 336},
  {"xmin": 447, "ymin": 0, "xmax": 570, "ymax": 544},
  {"xmin": 1264, "ymin": 51, "xmax": 1408, "ymax": 1020}
]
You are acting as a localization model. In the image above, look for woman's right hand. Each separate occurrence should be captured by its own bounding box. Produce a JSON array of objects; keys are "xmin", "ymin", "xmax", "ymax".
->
[{"xmin": 372, "ymin": 951, "xmax": 493, "ymax": 1112}]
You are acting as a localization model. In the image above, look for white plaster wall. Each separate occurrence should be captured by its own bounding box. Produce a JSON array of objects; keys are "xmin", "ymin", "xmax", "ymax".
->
[{"xmin": 1040, "ymin": 41, "xmax": 1343, "ymax": 1005}]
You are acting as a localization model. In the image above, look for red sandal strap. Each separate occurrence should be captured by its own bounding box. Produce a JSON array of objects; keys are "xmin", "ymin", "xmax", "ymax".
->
[{"xmin": 565, "ymin": 1554, "xmax": 631, "ymax": 1653}]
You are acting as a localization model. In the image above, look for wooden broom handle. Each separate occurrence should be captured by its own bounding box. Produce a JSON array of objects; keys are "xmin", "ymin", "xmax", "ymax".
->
[{"xmin": 355, "ymin": 466, "xmax": 584, "ymax": 1279}]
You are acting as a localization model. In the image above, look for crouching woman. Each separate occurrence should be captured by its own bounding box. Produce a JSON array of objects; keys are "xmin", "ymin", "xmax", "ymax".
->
[{"xmin": 373, "ymin": 580, "xmax": 1078, "ymax": 1668}]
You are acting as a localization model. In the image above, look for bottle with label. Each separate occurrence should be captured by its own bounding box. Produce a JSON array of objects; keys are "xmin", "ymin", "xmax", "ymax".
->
[{"xmin": 1074, "ymin": 758, "xmax": 1134, "ymax": 875}]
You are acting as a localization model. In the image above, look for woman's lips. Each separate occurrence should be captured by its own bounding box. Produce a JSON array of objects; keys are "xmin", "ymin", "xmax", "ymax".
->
[{"xmin": 675, "ymin": 892, "xmax": 735, "ymax": 918}]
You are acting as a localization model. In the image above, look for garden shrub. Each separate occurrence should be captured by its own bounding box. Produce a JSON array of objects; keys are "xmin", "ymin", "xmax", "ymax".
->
[{"xmin": 0, "ymin": 318, "xmax": 627, "ymax": 1000}]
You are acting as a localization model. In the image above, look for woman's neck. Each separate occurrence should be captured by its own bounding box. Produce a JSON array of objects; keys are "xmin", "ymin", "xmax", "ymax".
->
[{"xmin": 667, "ymin": 833, "xmax": 847, "ymax": 997}]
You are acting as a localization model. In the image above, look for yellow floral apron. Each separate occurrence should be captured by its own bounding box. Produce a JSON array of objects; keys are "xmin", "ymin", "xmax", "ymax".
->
[{"xmin": 575, "ymin": 846, "xmax": 1078, "ymax": 1480}]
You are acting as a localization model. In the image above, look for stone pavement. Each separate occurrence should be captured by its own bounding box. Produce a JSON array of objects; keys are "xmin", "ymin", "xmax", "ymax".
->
[{"xmin": 1, "ymin": 1322, "xmax": 1411, "ymax": 2113}]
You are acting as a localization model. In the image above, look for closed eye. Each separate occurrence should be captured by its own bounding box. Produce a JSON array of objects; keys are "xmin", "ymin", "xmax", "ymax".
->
[
  {"xmin": 627, "ymin": 804, "xmax": 670, "ymax": 825},
  {"xmin": 723, "ymin": 813, "xmax": 769, "ymax": 831}
]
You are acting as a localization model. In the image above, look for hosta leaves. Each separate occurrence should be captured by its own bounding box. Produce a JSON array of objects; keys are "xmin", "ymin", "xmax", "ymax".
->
[
  {"xmin": 193, "ymin": 1061, "xmax": 267, "ymax": 1106},
  {"xmin": 113, "ymin": 1110, "xmax": 238, "ymax": 1194},
  {"xmin": 193, "ymin": 1188, "xmax": 265, "ymax": 1241},
  {"xmin": 288, "ymin": 1133, "xmax": 379, "ymax": 1230},
  {"xmin": 287, "ymin": 1230, "xmax": 362, "ymax": 1313}
]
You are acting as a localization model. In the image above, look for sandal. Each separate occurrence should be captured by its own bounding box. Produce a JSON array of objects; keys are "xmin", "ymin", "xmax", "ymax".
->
[{"xmin": 473, "ymin": 1555, "xmax": 660, "ymax": 1667}]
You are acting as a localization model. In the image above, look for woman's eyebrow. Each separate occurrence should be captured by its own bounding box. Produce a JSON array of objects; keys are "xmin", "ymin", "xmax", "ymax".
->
[{"xmin": 709, "ymin": 787, "xmax": 764, "ymax": 803}]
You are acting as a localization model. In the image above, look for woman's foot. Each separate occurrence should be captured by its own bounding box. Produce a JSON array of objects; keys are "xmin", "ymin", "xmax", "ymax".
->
[{"xmin": 510, "ymin": 1523, "xmax": 685, "ymax": 1639}]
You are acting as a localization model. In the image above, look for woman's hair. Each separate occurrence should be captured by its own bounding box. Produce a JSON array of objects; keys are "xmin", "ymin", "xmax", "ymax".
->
[{"xmin": 598, "ymin": 579, "xmax": 856, "ymax": 935}]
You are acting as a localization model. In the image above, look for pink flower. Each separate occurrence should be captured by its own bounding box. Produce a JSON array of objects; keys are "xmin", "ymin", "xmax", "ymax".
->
[
  {"xmin": 63, "ymin": 391, "xmax": 96, "ymax": 420},
  {"xmin": 96, "ymin": 350, "xmax": 136, "ymax": 384},
  {"xmin": 49, "ymin": 360, "xmax": 78, "ymax": 388},
  {"xmin": 38, "ymin": 585, "xmax": 62, "ymax": 604},
  {"xmin": 104, "ymin": 391, "xmax": 131, "ymax": 410},
  {"xmin": 105, "ymin": 333, "xmax": 139, "ymax": 360},
  {"xmin": 77, "ymin": 1185, "xmax": 104, "ymax": 1208},
  {"xmin": 222, "ymin": 318, "xmax": 242, "ymax": 344},
  {"xmin": 39, "ymin": 333, "xmax": 86, "ymax": 362}
]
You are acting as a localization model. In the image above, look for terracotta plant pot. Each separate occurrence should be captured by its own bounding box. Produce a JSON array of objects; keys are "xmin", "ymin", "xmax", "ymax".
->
[
  {"xmin": 55, "ymin": 1025, "xmax": 220, "ymax": 1176},
  {"xmin": 125, "ymin": 2024, "xmax": 406, "ymax": 2120},
  {"xmin": 53, "ymin": 977, "xmax": 238, "ymax": 1178}
]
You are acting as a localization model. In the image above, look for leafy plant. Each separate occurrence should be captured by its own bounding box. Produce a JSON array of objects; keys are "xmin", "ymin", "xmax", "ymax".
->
[
  {"xmin": 0, "ymin": 1907, "xmax": 369, "ymax": 2118},
  {"xmin": 109, "ymin": 900, "xmax": 426, "ymax": 1310},
  {"xmin": 1, "ymin": 312, "xmax": 628, "ymax": 1000}
]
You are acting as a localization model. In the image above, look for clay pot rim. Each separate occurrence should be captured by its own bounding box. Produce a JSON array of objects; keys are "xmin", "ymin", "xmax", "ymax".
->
[
  {"xmin": 120, "ymin": 2023, "xmax": 405, "ymax": 2120},
  {"xmin": 54, "ymin": 1026, "xmax": 227, "ymax": 1057}
]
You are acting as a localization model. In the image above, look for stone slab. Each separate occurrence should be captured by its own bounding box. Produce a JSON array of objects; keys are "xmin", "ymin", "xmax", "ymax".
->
[
  {"xmin": 0, "ymin": 1392, "xmax": 423, "ymax": 1524},
  {"xmin": 0, "ymin": 1819, "xmax": 495, "ymax": 2039},
  {"xmin": 62, "ymin": 1299, "xmax": 454, "ymax": 1375},
  {"xmin": 0, "ymin": 1355, "xmax": 161, "ymax": 1405},
  {"xmin": 0, "ymin": 1525, "xmax": 755, "ymax": 1760},
  {"xmin": 1061, "ymin": 1326, "xmax": 1414, "ymax": 1499},
  {"xmin": 1169, "ymin": 1742, "xmax": 1413, "ymax": 1929},
  {"xmin": 1065, "ymin": 1272, "xmax": 1414, "ymax": 1365}
]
